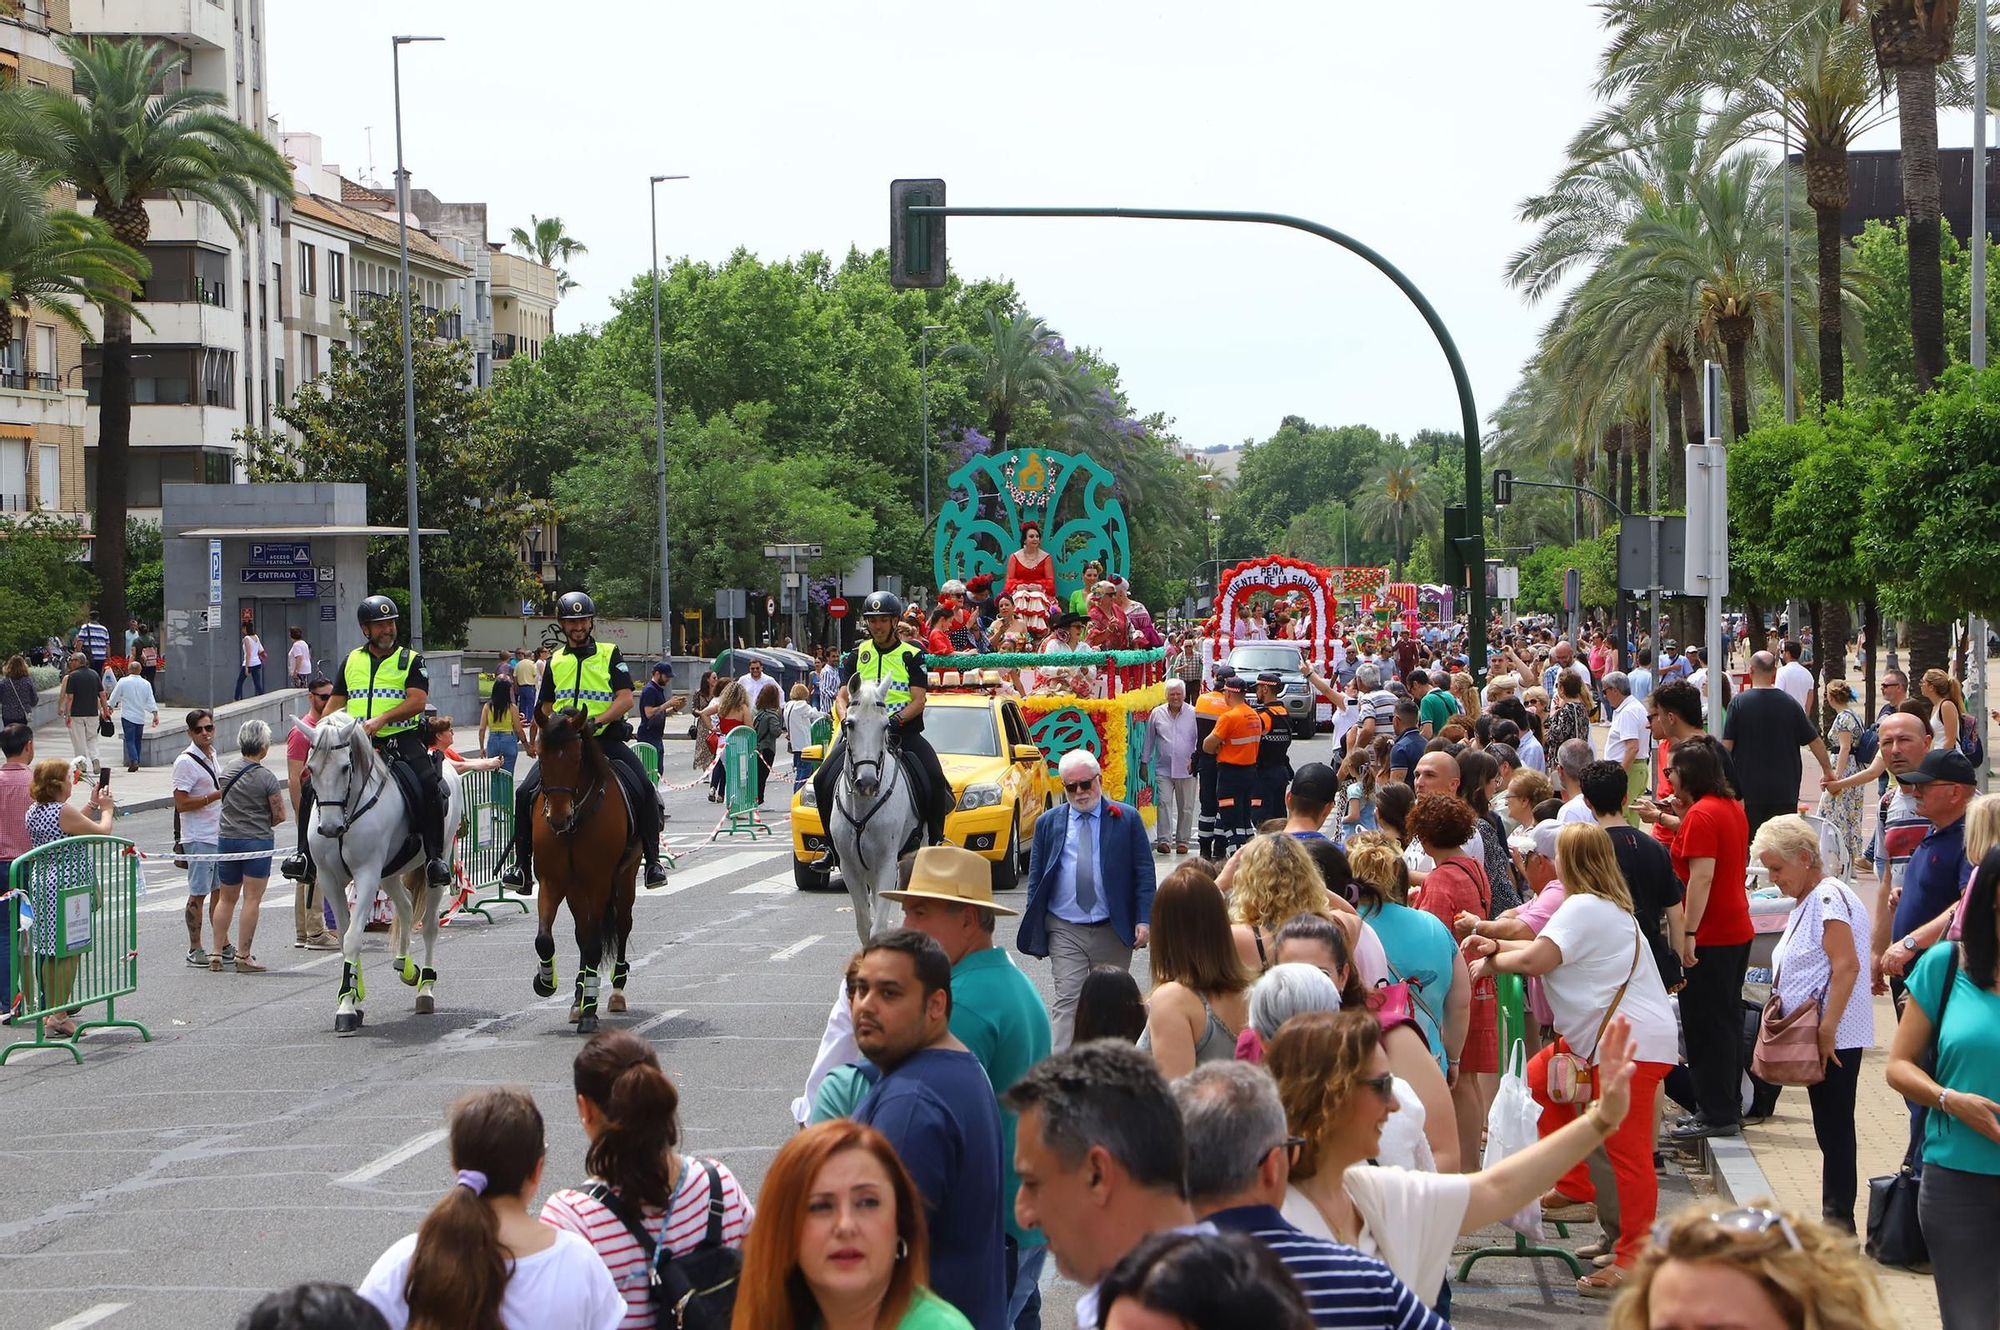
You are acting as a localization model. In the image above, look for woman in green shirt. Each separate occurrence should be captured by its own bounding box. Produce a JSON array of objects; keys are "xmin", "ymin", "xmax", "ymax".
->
[
  {"xmin": 732, "ymin": 1119, "xmax": 971, "ymax": 1330},
  {"xmin": 1887, "ymin": 839, "xmax": 2000, "ymax": 1330},
  {"xmin": 1067, "ymin": 559, "xmax": 1105, "ymax": 617}
]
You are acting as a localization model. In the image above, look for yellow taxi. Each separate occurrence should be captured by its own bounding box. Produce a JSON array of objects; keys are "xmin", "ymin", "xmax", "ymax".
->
[{"xmin": 791, "ymin": 692, "xmax": 1053, "ymax": 892}]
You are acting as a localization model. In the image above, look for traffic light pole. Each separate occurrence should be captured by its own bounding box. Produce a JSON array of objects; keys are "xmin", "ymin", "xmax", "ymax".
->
[{"xmin": 904, "ymin": 202, "xmax": 1489, "ymax": 682}]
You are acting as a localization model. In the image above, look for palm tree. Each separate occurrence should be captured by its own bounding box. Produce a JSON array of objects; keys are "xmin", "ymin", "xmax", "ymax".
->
[
  {"xmin": 20, "ymin": 37, "xmax": 291, "ymax": 637},
  {"xmin": 1596, "ymin": 0, "xmax": 1894, "ymax": 407},
  {"xmin": 1354, "ymin": 458, "xmax": 1441, "ymax": 577},
  {"xmin": 510, "ymin": 214, "xmax": 588, "ymax": 295},
  {"xmin": 0, "ymin": 158, "xmax": 149, "ymax": 339},
  {"xmin": 1840, "ymin": 1, "xmax": 2000, "ymax": 391},
  {"xmin": 939, "ymin": 309, "xmax": 1091, "ymax": 450}
]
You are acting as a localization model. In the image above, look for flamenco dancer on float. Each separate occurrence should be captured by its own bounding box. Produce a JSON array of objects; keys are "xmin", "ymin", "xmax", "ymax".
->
[{"xmin": 1002, "ymin": 520, "xmax": 1057, "ymax": 639}]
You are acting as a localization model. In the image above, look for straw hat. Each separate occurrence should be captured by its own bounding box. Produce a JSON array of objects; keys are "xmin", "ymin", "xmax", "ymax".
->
[{"xmin": 880, "ymin": 845, "xmax": 1020, "ymax": 916}]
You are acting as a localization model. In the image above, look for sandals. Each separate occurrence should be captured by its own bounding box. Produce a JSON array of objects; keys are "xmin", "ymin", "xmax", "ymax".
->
[
  {"xmin": 234, "ymin": 955, "xmax": 267, "ymax": 973},
  {"xmin": 1577, "ymin": 1265, "xmax": 1627, "ymax": 1299},
  {"xmin": 43, "ymin": 1014, "xmax": 75, "ymax": 1039}
]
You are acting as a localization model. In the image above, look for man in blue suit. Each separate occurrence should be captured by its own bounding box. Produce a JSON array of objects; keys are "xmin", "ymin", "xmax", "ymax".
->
[{"xmin": 1018, "ymin": 749, "xmax": 1157, "ymax": 1051}]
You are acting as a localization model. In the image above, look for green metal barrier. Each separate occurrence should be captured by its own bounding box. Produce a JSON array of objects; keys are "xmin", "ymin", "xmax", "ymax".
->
[
  {"xmin": 712, "ymin": 727, "xmax": 771, "ymax": 841},
  {"xmin": 3, "ymin": 835, "xmax": 151, "ymax": 1064},
  {"xmin": 1456, "ymin": 972, "xmax": 1585, "ymax": 1281},
  {"xmin": 636, "ymin": 742, "xmax": 661, "ymax": 785},
  {"xmin": 450, "ymin": 769, "xmax": 527, "ymax": 922}
]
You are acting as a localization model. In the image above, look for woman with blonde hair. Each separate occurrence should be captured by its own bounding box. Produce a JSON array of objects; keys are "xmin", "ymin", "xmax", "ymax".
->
[
  {"xmin": 731, "ymin": 1119, "xmax": 968, "ymax": 1329},
  {"xmin": 1608, "ymin": 1205, "xmax": 1890, "ymax": 1330},
  {"xmin": 700, "ymin": 681, "xmax": 752, "ymax": 803},
  {"xmin": 1139, "ymin": 864, "xmax": 1251, "ymax": 1079},
  {"xmin": 1273, "ymin": 1007, "xmax": 1644, "ymax": 1310},
  {"xmin": 23, "ymin": 757, "xmax": 113, "ymax": 1038},
  {"xmin": 1226, "ymin": 833, "xmax": 1335, "ymax": 970},
  {"xmin": 1449, "ymin": 670, "xmax": 1479, "ymax": 721},
  {"xmin": 1461, "ymin": 823, "xmax": 1680, "ymax": 1295},
  {"xmin": 1923, "ymin": 667, "xmax": 1967, "ymax": 753}
]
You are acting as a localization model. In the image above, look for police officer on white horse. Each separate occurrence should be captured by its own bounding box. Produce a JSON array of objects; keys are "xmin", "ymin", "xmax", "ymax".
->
[
  {"xmin": 810, "ymin": 589, "xmax": 952, "ymax": 870},
  {"xmin": 323, "ymin": 595, "xmax": 452, "ymax": 888},
  {"xmin": 502, "ymin": 590, "xmax": 668, "ymax": 890}
]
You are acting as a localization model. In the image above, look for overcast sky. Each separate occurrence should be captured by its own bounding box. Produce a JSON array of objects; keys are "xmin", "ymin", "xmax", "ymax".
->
[{"xmin": 268, "ymin": 1, "xmax": 1973, "ymax": 451}]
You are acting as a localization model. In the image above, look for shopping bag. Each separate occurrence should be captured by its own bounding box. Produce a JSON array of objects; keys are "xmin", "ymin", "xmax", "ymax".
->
[{"xmin": 1481, "ymin": 1036, "xmax": 1544, "ymax": 1238}]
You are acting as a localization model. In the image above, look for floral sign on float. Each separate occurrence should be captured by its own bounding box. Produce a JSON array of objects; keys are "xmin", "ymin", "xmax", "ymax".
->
[{"xmin": 934, "ymin": 447, "xmax": 1130, "ymax": 601}]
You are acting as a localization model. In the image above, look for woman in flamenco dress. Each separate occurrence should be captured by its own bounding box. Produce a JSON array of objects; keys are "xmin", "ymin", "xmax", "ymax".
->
[{"xmin": 1002, "ymin": 520, "xmax": 1057, "ymax": 639}]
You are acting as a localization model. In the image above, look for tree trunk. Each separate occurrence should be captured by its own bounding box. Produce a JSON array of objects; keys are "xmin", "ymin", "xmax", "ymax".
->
[
  {"xmin": 1744, "ymin": 594, "xmax": 1769, "ymax": 656},
  {"xmin": 1721, "ymin": 323, "xmax": 1754, "ymax": 440},
  {"xmin": 1896, "ymin": 61, "xmax": 1948, "ymax": 392},
  {"xmin": 95, "ymin": 305, "xmax": 133, "ymax": 641},
  {"xmin": 1571, "ymin": 450, "xmax": 1587, "ymax": 543},
  {"xmin": 1634, "ymin": 415, "xmax": 1654, "ymax": 514},
  {"xmin": 1618, "ymin": 422, "xmax": 1636, "ymax": 516},
  {"xmin": 1907, "ymin": 619, "xmax": 1950, "ymax": 676},
  {"xmin": 1814, "ymin": 201, "xmax": 1848, "ymax": 405}
]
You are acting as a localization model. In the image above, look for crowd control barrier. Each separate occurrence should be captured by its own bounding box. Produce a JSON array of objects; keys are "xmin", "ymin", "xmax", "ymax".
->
[
  {"xmin": 2, "ymin": 836, "xmax": 151, "ymax": 1065},
  {"xmin": 445, "ymin": 769, "xmax": 527, "ymax": 923}
]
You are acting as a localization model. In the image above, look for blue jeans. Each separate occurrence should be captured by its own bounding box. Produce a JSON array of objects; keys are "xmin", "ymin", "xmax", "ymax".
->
[
  {"xmin": 234, "ymin": 663, "xmax": 264, "ymax": 699},
  {"xmin": 1007, "ymin": 1241, "xmax": 1046, "ymax": 1329},
  {"xmin": 121, "ymin": 718, "xmax": 143, "ymax": 767},
  {"xmin": 485, "ymin": 731, "xmax": 519, "ymax": 776}
]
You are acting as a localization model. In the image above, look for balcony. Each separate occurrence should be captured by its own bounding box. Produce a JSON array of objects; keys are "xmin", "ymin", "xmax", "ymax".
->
[
  {"xmin": 432, "ymin": 311, "xmax": 463, "ymax": 341},
  {"xmin": 68, "ymin": 0, "xmax": 233, "ymax": 51},
  {"xmin": 492, "ymin": 335, "xmax": 516, "ymax": 361},
  {"xmin": 0, "ymin": 369, "xmax": 59, "ymax": 394},
  {"xmin": 6, "ymin": 1, "xmax": 51, "ymax": 32}
]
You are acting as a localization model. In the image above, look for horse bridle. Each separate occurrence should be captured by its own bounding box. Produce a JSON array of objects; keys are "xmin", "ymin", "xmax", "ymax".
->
[
  {"xmin": 539, "ymin": 731, "xmax": 606, "ymax": 836},
  {"xmin": 835, "ymin": 729, "xmax": 918, "ymax": 876}
]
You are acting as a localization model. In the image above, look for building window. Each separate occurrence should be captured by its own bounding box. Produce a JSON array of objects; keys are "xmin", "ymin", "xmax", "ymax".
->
[
  {"xmin": 0, "ymin": 440, "xmax": 27, "ymax": 512},
  {"xmin": 31, "ymin": 325, "xmax": 54, "ymax": 378},
  {"xmin": 138, "ymin": 243, "xmax": 229, "ymax": 305},
  {"xmin": 329, "ymin": 252, "xmax": 345, "ymax": 302},
  {"xmin": 37, "ymin": 444, "xmax": 58, "ymax": 510},
  {"xmin": 301, "ymin": 334, "xmax": 318, "ymax": 382},
  {"xmin": 203, "ymin": 348, "xmax": 235, "ymax": 408},
  {"xmin": 298, "ymin": 241, "xmax": 316, "ymax": 295}
]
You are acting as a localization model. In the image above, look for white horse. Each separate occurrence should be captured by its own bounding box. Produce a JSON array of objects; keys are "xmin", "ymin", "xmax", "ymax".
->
[
  {"xmin": 827, "ymin": 680, "xmax": 926, "ymax": 944},
  {"xmin": 305, "ymin": 711, "xmax": 462, "ymax": 1034}
]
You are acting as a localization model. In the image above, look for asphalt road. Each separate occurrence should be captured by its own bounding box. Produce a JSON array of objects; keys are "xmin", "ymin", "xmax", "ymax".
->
[{"xmin": 0, "ymin": 755, "xmax": 1681, "ymax": 1329}]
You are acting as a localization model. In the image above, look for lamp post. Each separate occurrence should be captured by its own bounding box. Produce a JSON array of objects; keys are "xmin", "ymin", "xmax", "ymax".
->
[
  {"xmin": 392, "ymin": 34, "xmax": 442, "ymax": 650},
  {"xmin": 919, "ymin": 324, "xmax": 946, "ymax": 531},
  {"xmin": 649, "ymin": 173, "xmax": 689, "ymax": 661}
]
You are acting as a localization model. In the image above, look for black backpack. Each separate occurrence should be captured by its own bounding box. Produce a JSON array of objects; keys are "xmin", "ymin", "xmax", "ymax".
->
[{"xmin": 584, "ymin": 1160, "xmax": 739, "ymax": 1330}]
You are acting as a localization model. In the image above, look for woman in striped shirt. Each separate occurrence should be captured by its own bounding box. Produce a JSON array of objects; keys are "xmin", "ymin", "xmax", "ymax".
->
[{"xmin": 541, "ymin": 1031, "xmax": 755, "ymax": 1328}]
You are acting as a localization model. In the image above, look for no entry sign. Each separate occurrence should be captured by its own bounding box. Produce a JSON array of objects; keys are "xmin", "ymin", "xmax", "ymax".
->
[{"xmin": 828, "ymin": 597, "xmax": 849, "ymax": 619}]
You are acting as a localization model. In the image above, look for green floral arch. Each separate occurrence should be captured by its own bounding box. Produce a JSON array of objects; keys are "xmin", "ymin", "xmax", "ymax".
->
[{"xmin": 934, "ymin": 447, "xmax": 1129, "ymax": 600}]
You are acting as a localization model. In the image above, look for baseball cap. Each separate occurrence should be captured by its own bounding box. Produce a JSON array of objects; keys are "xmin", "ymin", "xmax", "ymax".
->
[
  {"xmin": 1223, "ymin": 677, "xmax": 1246, "ymax": 693},
  {"xmin": 1289, "ymin": 762, "xmax": 1340, "ymax": 805},
  {"xmin": 1901, "ymin": 748, "xmax": 1978, "ymax": 787},
  {"xmin": 1507, "ymin": 818, "xmax": 1562, "ymax": 861},
  {"xmin": 652, "ymin": 660, "xmax": 673, "ymax": 677},
  {"xmin": 1257, "ymin": 671, "xmax": 1282, "ymax": 687}
]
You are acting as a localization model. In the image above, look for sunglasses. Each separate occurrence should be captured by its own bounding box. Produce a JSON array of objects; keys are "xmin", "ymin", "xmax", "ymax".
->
[
  {"xmin": 191, "ymin": 724, "xmax": 214, "ymax": 733},
  {"xmin": 1651, "ymin": 1206, "xmax": 1800, "ymax": 1252},
  {"xmin": 1063, "ymin": 779, "xmax": 1098, "ymax": 793},
  {"xmin": 312, "ymin": 691, "xmax": 333, "ymax": 702},
  {"xmin": 1358, "ymin": 1073, "xmax": 1396, "ymax": 1104}
]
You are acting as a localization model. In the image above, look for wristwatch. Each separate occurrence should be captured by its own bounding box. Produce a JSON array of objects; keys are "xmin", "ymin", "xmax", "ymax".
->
[{"xmin": 1901, "ymin": 934, "xmax": 1920, "ymax": 953}]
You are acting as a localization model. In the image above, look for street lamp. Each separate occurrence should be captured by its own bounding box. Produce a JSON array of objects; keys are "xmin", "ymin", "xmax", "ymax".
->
[
  {"xmin": 919, "ymin": 324, "xmax": 947, "ymax": 531},
  {"xmin": 649, "ymin": 173, "xmax": 689, "ymax": 659},
  {"xmin": 392, "ymin": 34, "xmax": 442, "ymax": 650}
]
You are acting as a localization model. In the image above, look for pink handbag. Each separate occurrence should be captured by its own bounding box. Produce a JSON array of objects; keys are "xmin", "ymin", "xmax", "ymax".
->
[
  {"xmin": 1547, "ymin": 929, "xmax": 1639, "ymax": 1105},
  {"xmin": 1750, "ymin": 991, "xmax": 1825, "ymax": 1086}
]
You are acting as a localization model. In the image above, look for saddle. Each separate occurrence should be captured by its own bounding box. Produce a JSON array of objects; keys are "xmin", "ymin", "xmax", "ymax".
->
[{"xmin": 381, "ymin": 752, "xmax": 440, "ymax": 874}]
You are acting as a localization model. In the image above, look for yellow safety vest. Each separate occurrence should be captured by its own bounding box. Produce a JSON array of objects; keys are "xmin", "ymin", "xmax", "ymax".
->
[
  {"xmin": 546, "ymin": 642, "xmax": 618, "ymax": 719},
  {"xmin": 854, "ymin": 639, "xmax": 916, "ymax": 707},
  {"xmin": 343, "ymin": 646, "xmax": 417, "ymax": 735}
]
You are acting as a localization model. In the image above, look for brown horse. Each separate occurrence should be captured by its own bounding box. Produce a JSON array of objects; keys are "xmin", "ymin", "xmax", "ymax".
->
[{"xmin": 529, "ymin": 708, "xmax": 638, "ymax": 1033}]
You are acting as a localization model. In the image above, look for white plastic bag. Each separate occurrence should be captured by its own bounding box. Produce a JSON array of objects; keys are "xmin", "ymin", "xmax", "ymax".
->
[{"xmin": 1481, "ymin": 1037, "xmax": 1544, "ymax": 1239}]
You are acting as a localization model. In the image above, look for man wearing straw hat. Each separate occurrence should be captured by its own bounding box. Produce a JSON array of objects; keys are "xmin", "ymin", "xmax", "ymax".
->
[{"xmin": 885, "ymin": 845, "xmax": 1054, "ymax": 1330}]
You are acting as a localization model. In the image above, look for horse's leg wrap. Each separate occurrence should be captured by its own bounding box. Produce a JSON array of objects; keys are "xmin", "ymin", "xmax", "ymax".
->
[
  {"xmin": 610, "ymin": 960, "xmax": 630, "ymax": 990},
  {"xmin": 532, "ymin": 932, "xmax": 557, "ymax": 998},
  {"xmin": 577, "ymin": 966, "xmax": 600, "ymax": 1033},
  {"xmin": 414, "ymin": 966, "xmax": 438, "ymax": 1014}
]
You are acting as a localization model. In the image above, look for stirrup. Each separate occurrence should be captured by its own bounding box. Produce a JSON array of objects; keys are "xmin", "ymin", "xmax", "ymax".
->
[
  {"xmin": 425, "ymin": 858, "xmax": 451, "ymax": 886},
  {"xmin": 501, "ymin": 861, "xmax": 528, "ymax": 886},
  {"xmin": 280, "ymin": 852, "xmax": 308, "ymax": 881},
  {"xmin": 809, "ymin": 850, "xmax": 838, "ymax": 871},
  {"xmin": 643, "ymin": 861, "xmax": 669, "ymax": 887}
]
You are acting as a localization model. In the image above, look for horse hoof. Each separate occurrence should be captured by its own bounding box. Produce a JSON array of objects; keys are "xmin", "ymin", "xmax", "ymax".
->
[
  {"xmin": 568, "ymin": 1004, "xmax": 581, "ymax": 1024},
  {"xmin": 577, "ymin": 1013, "xmax": 599, "ymax": 1034},
  {"xmin": 607, "ymin": 991, "xmax": 626, "ymax": 1013},
  {"xmin": 334, "ymin": 1012, "xmax": 359, "ymax": 1035},
  {"xmin": 532, "ymin": 975, "xmax": 557, "ymax": 998},
  {"xmin": 414, "ymin": 992, "xmax": 435, "ymax": 1015},
  {"xmin": 399, "ymin": 957, "xmax": 419, "ymax": 986}
]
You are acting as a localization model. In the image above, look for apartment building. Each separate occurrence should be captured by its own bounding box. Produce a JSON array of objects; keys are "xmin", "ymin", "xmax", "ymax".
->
[
  {"xmin": 489, "ymin": 250, "xmax": 558, "ymax": 365},
  {"xmin": 0, "ymin": 1, "xmax": 89, "ymax": 521},
  {"xmin": 406, "ymin": 190, "xmax": 497, "ymax": 388},
  {"xmin": 69, "ymin": 0, "xmax": 282, "ymax": 516}
]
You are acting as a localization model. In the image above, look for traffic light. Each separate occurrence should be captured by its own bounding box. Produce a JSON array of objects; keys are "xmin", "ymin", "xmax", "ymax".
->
[
  {"xmin": 890, "ymin": 178, "xmax": 947, "ymax": 289},
  {"xmin": 1492, "ymin": 467, "xmax": 1512, "ymax": 508},
  {"xmin": 1441, "ymin": 505, "xmax": 1469, "ymax": 590}
]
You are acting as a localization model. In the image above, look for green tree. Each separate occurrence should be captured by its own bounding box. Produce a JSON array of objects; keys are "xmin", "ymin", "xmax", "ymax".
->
[
  {"xmin": 124, "ymin": 517, "xmax": 164, "ymax": 629},
  {"xmin": 0, "ymin": 514, "xmax": 96, "ymax": 655},
  {"xmin": 1226, "ymin": 418, "xmax": 1388, "ymax": 550},
  {"xmin": 1846, "ymin": 217, "xmax": 2000, "ymax": 408},
  {"xmin": 510, "ymin": 214, "xmax": 588, "ymax": 295},
  {"xmin": 21, "ymin": 37, "xmax": 291, "ymax": 643},
  {"xmin": 1354, "ymin": 458, "xmax": 1442, "ymax": 577},
  {"xmin": 1728, "ymin": 422, "xmax": 1822, "ymax": 652},
  {"xmin": 0, "ymin": 117, "xmax": 148, "ymax": 340},
  {"xmin": 241, "ymin": 299, "xmax": 547, "ymax": 644},
  {"xmin": 1863, "ymin": 364, "xmax": 2000, "ymax": 627},
  {"xmin": 941, "ymin": 309, "xmax": 1091, "ymax": 450},
  {"xmin": 1515, "ymin": 531, "xmax": 1618, "ymax": 614}
]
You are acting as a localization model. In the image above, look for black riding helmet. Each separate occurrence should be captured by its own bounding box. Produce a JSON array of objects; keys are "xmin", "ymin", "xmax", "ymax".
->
[
  {"xmin": 860, "ymin": 590, "xmax": 904, "ymax": 619},
  {"xmin": 357, "ymin": 594, "xmax": 399, "ymax": 627},
  {"xmin": 556, "ymin": 590, "xmax": 596, "ymax": 621}
]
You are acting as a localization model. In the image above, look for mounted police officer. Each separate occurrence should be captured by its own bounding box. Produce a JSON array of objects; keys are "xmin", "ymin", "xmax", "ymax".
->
[
  {"xmin": 808, "ymin": 590, "xmax": 952, "ymax": 871},
  {"xmin": 502, "ymin": 591, "xmax": 668, "ymax": 891},
  {"xmin": 323, "ymin": 595, "xmax": 452, "ymax": 888}
]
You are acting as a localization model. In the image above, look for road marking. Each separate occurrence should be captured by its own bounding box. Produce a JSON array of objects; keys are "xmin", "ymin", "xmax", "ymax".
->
[
  {"xmin": 287, "ymin": 952, "xmax": 346, "ymax": 971},
  {"xmin": 334, "ymin": 1128, "xmax": 449, "ymax": 1187},
  {"xmin": 630, "ymin": 1007, "xmax": 687, "ymax": 1037},
  {"xmin": 730, "ymin": 871, "xmax": 793, "ymax": 894},
  {"xmin": 47, "ymin": 1304, "xmax": 130, "ymax": 1330},
  {"xmin": 652, "ymin": 850, "xmax": 783, "ymax": 896},
  {"xmin": 768, "ymin": 934, "xmax": 824, "ymax": 961}
]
